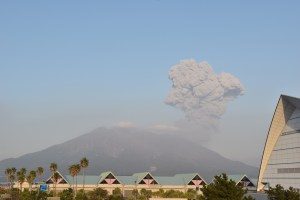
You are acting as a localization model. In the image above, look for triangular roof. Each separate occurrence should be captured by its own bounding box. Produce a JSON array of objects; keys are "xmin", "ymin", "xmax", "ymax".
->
[
  {"xmin": 228, "ymin": 174, "xmax": 255, "ymax": 187},
  {"xmin": 132, "ymin": 172, "xmax": 159, "ymax": 185},
  {"xmin": 239, "ymin": 176, "xmax": 255, "ymax": 187},
  {"xmin": 98, "ymin": 171, "xmax": 121, "ymax": 184},
  {"xmin": 46, "ymin": 171, "xmax": 69, "ymax": 184}
]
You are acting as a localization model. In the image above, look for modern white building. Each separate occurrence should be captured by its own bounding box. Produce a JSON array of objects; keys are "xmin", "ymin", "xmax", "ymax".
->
[{"xmin": 258, "ymin": 95, "xmax": 300, "ymax": 191}]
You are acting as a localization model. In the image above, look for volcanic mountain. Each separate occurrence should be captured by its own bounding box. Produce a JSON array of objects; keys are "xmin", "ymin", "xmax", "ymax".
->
[{"xmin": 0, "ymin": 127, "xmax": 258, "ymax": 182}]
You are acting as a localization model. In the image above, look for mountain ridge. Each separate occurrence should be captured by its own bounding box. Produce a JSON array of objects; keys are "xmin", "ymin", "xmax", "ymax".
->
[{"xmin": 0, "ymin": 127, "xmax": 258, "ymax": 182}]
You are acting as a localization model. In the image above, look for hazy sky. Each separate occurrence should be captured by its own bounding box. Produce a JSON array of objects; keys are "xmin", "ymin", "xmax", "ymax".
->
[{"xmin": 1, "ymin": 1, "xmax": 300, "ymax": 166}]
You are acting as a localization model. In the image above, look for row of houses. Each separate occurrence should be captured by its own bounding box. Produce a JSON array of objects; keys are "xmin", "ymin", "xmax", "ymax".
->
[{"xmin": 12, "ymin": 171, "xmax": 256, "ymax": 195}]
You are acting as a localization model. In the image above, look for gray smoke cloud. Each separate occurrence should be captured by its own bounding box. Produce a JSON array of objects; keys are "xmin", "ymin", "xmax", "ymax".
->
[{"xmin": 165, "ymin": 59, "xmax": 244, "ymax": 131}]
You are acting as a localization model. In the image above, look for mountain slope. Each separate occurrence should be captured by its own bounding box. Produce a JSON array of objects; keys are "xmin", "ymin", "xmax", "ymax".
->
[{"xmin": 0, "ymin": 127, "xmax": 258, "ymax": 181}]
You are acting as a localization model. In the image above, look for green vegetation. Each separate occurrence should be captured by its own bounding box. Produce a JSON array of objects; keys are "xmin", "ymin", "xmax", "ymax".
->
[
  {"xmin": 16, "ymin": 169, "xmax": 26, "ymax": 191},
  {"xmin": 80, "ymin": 157, "xmax": 89, "ymax": 191},
  {"xmin": 4, "ymin": 167, "xmax": 16, "ymax": 190},
  {"xmin": 69, "ymin": 163, "xmax": 81, "ymax": 195},
  {"xmin": 75, "ymin": 189, "xmax": 89, "ymax": 200},
  {"xmin": 199, "ymin": 173, "xmax": 254, "ymax": 200},
  {"xmin": 10, "ymin": 163, "xmax": 300, "ymax": 200},
  {"xmin": 109, "ymin": 188, "xmax": 124, "ymax": 200},
  {"xmin": 0, "ymin": 188, "xmax": 49, "ymax": 200},
  {"xmin": 26, "ymin": 170, "xmax": 37, "ymax": 191},
  {"xmin": 88, "ymin": 187, "xmax": 109, "ymax": 200},
  {"xmin": 49, "ymin": 162, "xmax": 58, "ymax": 196},
  {"xmin": 0, "ymin": 183, "xmax": 257, "ymax": 200},
  {"xmin": 126, "ymin": 188, "xmax": 203, "ymax": 200},
  {"xmin": 266, "ymin": 184, "xmax": 300, "ymax": 200},
  {"xmin": 60, "ymin": 188, "xmax": 74, "ymax": 200},
  {"xmin": 36, "ymin": 166, "xmax": 44, "ymax": 182}
]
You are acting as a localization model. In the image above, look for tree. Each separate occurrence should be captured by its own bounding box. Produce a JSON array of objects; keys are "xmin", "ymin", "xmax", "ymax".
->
[
  {"xmin": 76, "ymin": 189, "xmax": 89, "ymax": 200},
  {"xmin": 37, "ymin": 191, "xmax": 49, "ymax": 200},
  {"xmin": 11, "ymin": 188, "xmax": 21, "ymax": 200},
  {"xmin": 88, "ymin": 187, "xmax": 109, "ymax": 200},
  {"xmin": 49, "ymin": 162, "xmax": 58, "ymax": 196},
  {"xmin": 285, "ymin": 187, "xmax": 300, "ymax": 200},
  {"xmin": 152, "ymin": 189, "xmax": 164, "ymax": 198},
  {"xmin": 52, "ymin": 171, "xmax": 61, "ymax": 196},
  {"xmin": 80, "ymin": 157, "xmax": 89, "ymax": 191},
  {"xmin": 186, "ymin": 188, "xmax": 198, "ymax": 200},
  {"xmin": 50, "ymin": 163, "xmax": 58, "ymax": 173},
  {"xmin": 113, "ymin": 188, "xmax": 122, "ymax": 196},
  {"xmin": 11, "ymin": 167, "xmax": 17, "ymax": 175},
  {"xmin": 131, "ymin": 189, "xmax": 139, "ymax": 200},
  {"xmin": 267, "ymin": 184, "xmax": 300, "ymax": 200},
  {"xmin": 267, "ymin": 184, "xmax": 285, "ymax": 200},
  {"xmin": 20, "ymin": 189, "xmax": 41, "ymax": 200},
  {"xmin": 69, "ymin": 164, "xmax": 77, "ymax": 191},
  {"xmin": 4, "ymin": 168, "xmax": 12, "ymax": 182},
  {"xmin": 19, "ymin": 168, "xmax": 27, "ymax": 175},
  {"xmin": 110, "ymin": 187, "xmax": 123, "ymax": 200},
  {"xmin": 140, "ymin": 189, "xmax": 152, "ymax": 200},
  {"xmin": 5, "ymin": 167, "xmax": 16, "ymax": 190},
  {"xmin": 60, "ymin": 188, "xmax": 74, "ymax": 200},
  {"xmin": 200, "ymin": 173, "xmax": 253, "ymax": 200},
  {"xmin": 162, "ymin": 190, "xmax": 185, "ymax": 198},
  {"xmin": 74, "ymin": 164, "xmax": 81, "ymax": 195},
  {"xmin": 26, "ymin": 170, "xmax": 37, "ymax": 192},
  {"xmin": 16, "ymin": 170, "xmax": 26, "ymax": 192},
  {"xmin": 36, "ymin": 167, "xmax": 44, "ymax": 182}
]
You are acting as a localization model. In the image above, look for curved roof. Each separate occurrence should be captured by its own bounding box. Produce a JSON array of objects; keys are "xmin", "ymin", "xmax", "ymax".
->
[{"xmin": 257, "ymin": 95, "xmax": 300, "ymax": 191}]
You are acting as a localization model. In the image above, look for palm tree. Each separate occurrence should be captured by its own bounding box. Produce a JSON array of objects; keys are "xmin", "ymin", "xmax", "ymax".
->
[
  {"xmin": 11, "ymin": 167, "xmax": 17, "ymax": 174},
  {"xmin": 80, "ymin": 157, "xmax": 89, "ymax": 190},
  {"xmin": 49, "ymin": 162, "xmax": 58, "ymax": 195},
  {"xmin": 50, "ymin": 163, "xmax": 57, "ymax": 174},
  {"xmin": 17, "ymin": 169, "xmax": 26, "ymax": 192},
  {"xmin": 11, "ymin": 167, "xmax": 17, "ymax": 188},
  {"xmin": 26, "ymin": 170, "xmax": 37, "ymax": 192},
  {"xmin": 68, "ymin": 165, "xmax": 76, "ymax": 191},
  {"xmin": 19, "ymin": 168, "xmax": 26, "ymax": 175},
  {"xmin": 36, "ymin": 167, "xmax": 44, "ymax": 182},
  {"xmin": 74, "ymin": 164, "xmax": 81, "ymax": 195},
  {"xmin": 52, "ymin": 172, "xmax": 61, "ymax": 197},
  {"xmin": 5, "ymin": 168, "xmax": 16, "ymax": 190},
  {"xmin": 5, "ymin": 168, "xmax": 12, "ymax": 182}
]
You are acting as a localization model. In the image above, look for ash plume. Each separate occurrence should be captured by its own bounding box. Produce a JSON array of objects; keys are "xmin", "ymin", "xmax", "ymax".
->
[{"xmin": 165, "ymin": 59, "xmax": 244, "ymax": 131}]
